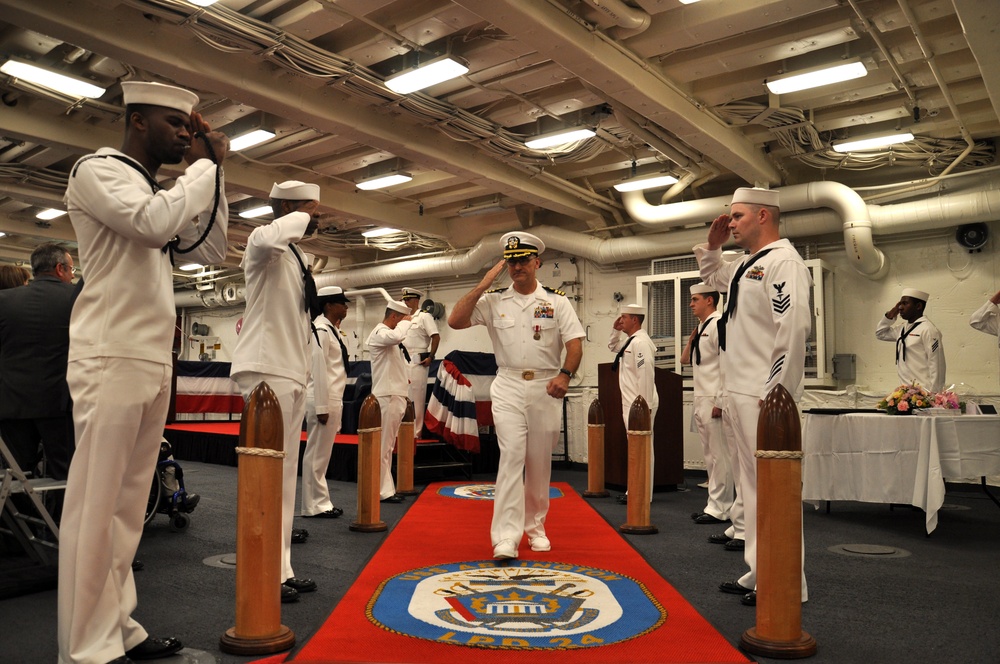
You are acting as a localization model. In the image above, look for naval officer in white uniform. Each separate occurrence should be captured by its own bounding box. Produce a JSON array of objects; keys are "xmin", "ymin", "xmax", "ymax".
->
[
  {"xmin": 449, "ymin": 232, "xmax": 584, "ymax": 560},
  {"xmin": 366, "ymin": 299, "xmax": 414, "ymax": 503},
  {"xmin": 875, "ymin": 288, "xmax": 946, "ymax": 392},
  {"xmin": 694, "ymin": 187, "xmax": 812, "ymax": 607},
  {"xmin": 400, "ymin": 287, "xmax": 440, "ymax": 436},
  {"xmin": 60, "ymin": 81, "xmax": 229, "ymax": 663},
  {"xmin": 608, "ymin": 303, "xmax": 659, "ymax": 503},
  {"xmin": 302, "ymin": 286, "xmax": 351, "ymax": 519},
  {"xmin": 230, "ymin": 180, "xmax": 324, "ymax": 603}
]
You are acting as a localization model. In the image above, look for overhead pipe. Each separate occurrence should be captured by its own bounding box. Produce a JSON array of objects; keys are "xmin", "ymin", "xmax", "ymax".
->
[{"xmin": 579, "ymin": 0, "xmax": 652, "ymax": 38}]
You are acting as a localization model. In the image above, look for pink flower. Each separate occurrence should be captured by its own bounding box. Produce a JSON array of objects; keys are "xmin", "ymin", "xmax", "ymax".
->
[{"xmin": 897, "ymin": 400, "xmax": 909, "ymax": 412}]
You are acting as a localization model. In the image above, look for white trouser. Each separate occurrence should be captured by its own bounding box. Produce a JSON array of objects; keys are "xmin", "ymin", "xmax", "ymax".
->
[
  {"xmin": 727, "ymin": 392, "xmax": 807, "ymax": 600},
  {"xmin": 721, "ymin": 404, "xmax": 744, "ymax": 541},
  {"xmin": 59, "ymin": 357, "xmax": 171, "ymax": 664},
  {"xmin": 235, "ymin": 373, "xmax": 305, "ymax": 583},
  {"xmin": 301, "ymin": 398, "xmax": 343, "ymax": 515},
  {"xmin": 693, "ymin": 396, "xmax": 734, "ymax": 519},
  {"xmin": 489, "ymin": 374, "xmax": 561, "ymax": 547},
  {"xmin": 376, "ymin": 395, "xmax": 406, "ymax": 499},
  {"xmin": 621, "ymin": 404, "xmax": 657, "ymax": 500},
  {"xmin": 406, "ymin": 362, "xmax": 430, "ymax": 434}
]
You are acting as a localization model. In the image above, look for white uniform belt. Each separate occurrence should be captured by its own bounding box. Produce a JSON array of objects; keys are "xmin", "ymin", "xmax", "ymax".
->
[{"xmin": 497, "ymin": 368, "xmax": 559, "ymax": 381}]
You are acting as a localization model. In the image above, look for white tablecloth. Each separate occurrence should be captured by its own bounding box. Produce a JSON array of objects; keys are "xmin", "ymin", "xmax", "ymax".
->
[{"xmin": 802, "ymin": 412, "xmax": 1000, "ymax": 533}]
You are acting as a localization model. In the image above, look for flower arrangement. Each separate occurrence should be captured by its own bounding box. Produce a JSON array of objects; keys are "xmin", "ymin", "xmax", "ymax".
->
[
  {"xmin": 877, "ymin": 383, "xmax": 932, "ymax": 415},
  {"xmin": 932, "ymin": 390, "xmax": 961, "ymax": 410}
]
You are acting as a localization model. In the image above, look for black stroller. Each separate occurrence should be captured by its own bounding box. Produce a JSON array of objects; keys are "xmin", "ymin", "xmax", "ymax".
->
[{"xmin": 144, "ymin": 439, "xmax": 199, "ymax": 531}]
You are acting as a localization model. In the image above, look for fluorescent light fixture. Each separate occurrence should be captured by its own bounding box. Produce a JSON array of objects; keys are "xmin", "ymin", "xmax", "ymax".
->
[
  {"xmin": 0, "ymin": 232, "xmax": 6, "ymax": 238},
  {"xmin": 458, "ymin": 198, "xmax": 508, "ymax": 217},
  {"xmin": 679, "ymin": 0, "xmax": 701, "ymax": 3},
  {"xmin": 356, "ymin": 172, "xmax": 412, "ymax": 190},
  {"xmin": 362, "ymin": 227, "xmax": 402, "ymax": 238},
  {"xmin": 35, "ymin": 208, "xmax": 67, "ymax": 220},
  {"xmin": 187, "ymin": 0, "xmax": 218, "ymax": 6},
  {"xmin": 765, "ymin": 59, "xmax": 867, "ymax": 95},
  {"xmin": 0, "ymin": 58, "xmax": 106, "ymax": 98},
  {"xmin": 613, "ymin": 173, "xmax": 679, "ymax": 192},
  {"xmin": 525, "ymin": 127, "xmax": 596, "ymax": 150},
  {"xmin": 229, "ymin": 128, "xmax": 275, "ymax": 151},
  {"xmin": 385, "ymin": 55, "xmax": 469, "ymax": 94},
  {"xmin": 833, "ymin": 131, "xmax": 915, "ymax": 153},
  {"xmin": 239, "ymin": 205, "xmax": 272, "ymax": 219},
  {"xmin": 179, "ymin": 263, "xmax": 204, "ymax": 271}
]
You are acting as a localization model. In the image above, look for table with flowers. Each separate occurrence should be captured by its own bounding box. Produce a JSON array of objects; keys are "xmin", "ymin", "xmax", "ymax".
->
[{"xmin": 802, "ymin": 392, "xmax": 1000, "ymax": 533}]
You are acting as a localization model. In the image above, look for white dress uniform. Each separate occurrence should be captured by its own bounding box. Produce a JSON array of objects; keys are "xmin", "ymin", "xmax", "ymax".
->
[
  {"xmin": 875, "ymin": 315, "xmax": 946, "ymax": 392},
  {"xmin": 401, "ymin": 309, "xmax": 439, "ymax": 434},
  {"xmin": 61, "ymin": 145, "xmax": 227, "ymax": 662},
  {"xmin": 970, "ymin": 299, "xmax": 1000, "ymax": 343},
  {"xmin": 695, "ymin": 237, "xmax": 812, "ymax": 599},
  {"xmin": 230, "ymin": 210, "xmax": 312, "ymax": 584},
  {"xmin": 302, "ymin": 314, "xmax": 348, "ymax": 515},
  {"xmin": 366, "ymin": 318, "xmax": 414, "ymax": 499},
  {"xmin": 471, "ymin": 282, "xmax": 585, "ymax": 549},
  {"xmin": 689, "ymin": 310, "xmax": 735, "ymax": 521},
  {"xmin": 608, "ymin": 327, "xmax": 659, "ymax": 496}
]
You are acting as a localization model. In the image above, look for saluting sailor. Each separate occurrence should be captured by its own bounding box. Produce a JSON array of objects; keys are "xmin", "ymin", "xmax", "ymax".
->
[
  {"xmin": 876, "ymin": 288, "xmax": 946, "ymax": 392},
  {"xmin": 230, "ymin": 180, "xmax": 325, "ymax": 604},
  {"xmin": 608, "ymin": 303, "xmax": 659, "ymax": 503},
  {"xmin": 61, "ymin": 81, "xmax": 229, "ymax": 663},
  {"xmin": 400, "ymin": 287, "xmax": 440, "ymax": 436},
  {"xmin": 694, "ymin": 187, "xmax": 812, "ymax": 607},
  {"xmin": 449, "ymin": 232, "xmax": 584, "ymax": 560}
]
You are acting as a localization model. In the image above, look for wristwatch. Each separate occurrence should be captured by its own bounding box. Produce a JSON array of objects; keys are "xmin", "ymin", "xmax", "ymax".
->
[{"xmin": 559, "ymin": 368, "xmax": 575, "ymax": 378}]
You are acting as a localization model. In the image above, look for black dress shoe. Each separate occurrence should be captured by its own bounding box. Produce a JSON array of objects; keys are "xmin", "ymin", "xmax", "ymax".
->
[
  {"xmin": 707, "ymin": 533, "xmax": 730, "ymax": 545},
  {"xmin": 281, "ymin": 584, "xmax": 299, "ymax": 603},
  {"xmin": 719, "ymin": 580, "xmax": 754, "ymax": 595},
  {"xmin": 283, "ymin": 577, "xmax": 317, "ymax": 593},
  {"xmin": 616, "ymin": 494, "xmax": 628, "ymax": 505},
  {"xmin": 131, "ymin": 559, "xmax": 144, "ymax": 572},
  {"xmin": 693, "ymin": 513, "xmax": 728, "ymax": 524},
  {"xmin": 124, "ymin": 636, "xmax": 183, "ymax": 660},
  {"xmin": 741, "ymin": 591, "xmax": 757, "ymax": 606},
  {"xmin": 380, "ymin": 494, "xmax": 405, "ymax": 503},
  {"xmin": 303, "ymin": 507, "xmax": 343, "ymax": 518},
  {"xmin": 180, "ymin": 492, "xmax": 199, "ymax": 512},
  {"xmin": 724, "ymin": 538, "xmax": 746, "ymax": 551},
  {"xmin": 691, "ymin": 512, "xmax": 705, "ymax": 520},
  {"xmin": 292, "ymin": 528, "xmax": 309, "ymax": 543}
]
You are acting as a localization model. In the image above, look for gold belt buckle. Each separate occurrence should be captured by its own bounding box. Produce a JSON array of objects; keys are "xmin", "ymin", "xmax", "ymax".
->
[{"xmin": 522, "ymin": 370, "xmax": 534, "ymax": 380}]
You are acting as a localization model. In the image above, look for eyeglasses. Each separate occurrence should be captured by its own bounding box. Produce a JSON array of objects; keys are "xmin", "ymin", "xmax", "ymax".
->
[{"xmin": 58, "ymin": 262, "xmax": 78, "ymax": 275}]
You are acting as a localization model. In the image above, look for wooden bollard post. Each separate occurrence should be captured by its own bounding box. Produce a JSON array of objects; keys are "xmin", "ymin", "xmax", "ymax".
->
[
  {"xmin": 620, "ymin": 396, "xmax": 657, "ymax": 534},
  {"xmin": 350, "ymin": 394, "xmax": 387, "ymax": 532},
  {"xmin": 396, "ymin": 399, "xmax": 419, "ymax": 496},
  {"xmin": 740, "ymin": 384, "xmax": 816, "ymax": 659},
  {"xmin": 220, "ymin": 381, "xmax": 295, "ymax": 655},
  {"xmin": 583, "ymin": 399, "xmax": 609, "ymax": 498}
]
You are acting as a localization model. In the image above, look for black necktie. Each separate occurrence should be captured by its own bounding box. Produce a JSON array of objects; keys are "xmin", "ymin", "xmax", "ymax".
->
[
  {"xmin": 717, "ymin": 247, "xmax": 776, "ymax": 352},
  {"xmin": 612, "ymin": 335, "xmax": 635, "ymax": 372},
  {"xmin": 896, "ymin": 321, "xmax": 922, "ymax": 364},
  {"xmin": 399, "ymin": 344, "xmax": 411, "ymax": 362},
  {"xmin": 334, "ymin": 326, "xmax": 350, "ymax": 373},
  {"xmin": 289, "ymin": 244, "xmax": 319, "ymax": 317},
  {"xmin": 692, "ymin": 318, "xmax": 709, "ymax": 366}
]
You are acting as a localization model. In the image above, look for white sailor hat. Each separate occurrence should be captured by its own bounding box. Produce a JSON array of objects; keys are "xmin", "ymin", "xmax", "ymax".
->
[
  {"xmin": 731, "ymin": 187, "xmax": 779, "ymax": 208},
  {"xmin": 401, "ymin": 287, "xmax": 424, "ymax": 299},
  {"xmin": 500, "ymin": 231, "xmax": 544, "ymax": 258},
  {"xmin": 387, "ymin": 299, "xmax": 410, "ymax": 314},
  {"xmin": 690, "ymin": 283, "xmax": 715, "ymax": 295},
  {"xmin": 901, "ymin": 287, "xmax": 929, "ymax": 302},
  {"xmin": 270, "ymin": 180, "xmax": 321, "ymax": 202},
  {"xmin": 621, "ymin": 304, "xmax": 647, "ymax": 316},
  {"xmin": 121, "ymin": 81, "xmax": 199, "ymax": 115},
  {"xmin": 318, "ymin": 285, "xmax": 350, "ymax": 303}
]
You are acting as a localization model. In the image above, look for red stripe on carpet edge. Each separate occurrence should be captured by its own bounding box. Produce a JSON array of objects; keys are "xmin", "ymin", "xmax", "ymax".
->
[
  {"xmin": 163, "ymin": 422, "xmax": 438, "ymax": 446},
  {"xmin": 277, "ymin": 482, "xmax": 751, "ymax": 664}
]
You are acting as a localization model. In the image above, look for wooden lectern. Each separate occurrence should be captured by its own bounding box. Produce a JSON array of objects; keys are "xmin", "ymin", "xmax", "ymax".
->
[{"xmin": 597, "ymin": 363, "xmax": 683, "ymax": 492}]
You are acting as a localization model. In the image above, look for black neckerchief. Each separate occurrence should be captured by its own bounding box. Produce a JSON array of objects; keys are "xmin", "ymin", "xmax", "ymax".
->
[
  {"xmin": 718, "ymin": 247, "xmax": 776, "ymax": 352},
  {"xmin": 612, "ymin": 334, "xmax": 635, "ymax": 372},
  {"xmin": 897, "ymin": 320, "xmax": 923, "ymax": 363},
  {"xmin": 289, "ymin": 244, "xmax": 319, "ymax": 318}
]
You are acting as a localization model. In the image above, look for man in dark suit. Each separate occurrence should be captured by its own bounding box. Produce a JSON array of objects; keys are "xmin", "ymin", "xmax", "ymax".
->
[{"xmin": 0, "ymin": 242, "xmax": 77, "ymax": 516}]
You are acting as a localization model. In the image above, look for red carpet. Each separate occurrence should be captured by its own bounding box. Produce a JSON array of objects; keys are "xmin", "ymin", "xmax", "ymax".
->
[
  {"xmin": 260, "ymin": 482, "xmax": 751, "ymax": 664},
  {"xmin": 165, "ymin": 422, "xmax": 437, "ymax": 446}
]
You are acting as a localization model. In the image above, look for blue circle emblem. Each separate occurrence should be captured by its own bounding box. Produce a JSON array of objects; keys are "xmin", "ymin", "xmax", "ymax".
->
[
  {"xmin": 436, "ymin": 483, "xmax": 564, "ymax": 500},
  {"xmin": 368, "ymin": 560, "xmax": 665, "ymax": 650}
]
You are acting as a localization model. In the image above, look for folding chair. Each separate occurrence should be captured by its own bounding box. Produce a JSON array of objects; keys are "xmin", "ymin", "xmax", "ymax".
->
[{"xmin": 0, "ymin": 435, "xmax": 65, "ymax": 566}]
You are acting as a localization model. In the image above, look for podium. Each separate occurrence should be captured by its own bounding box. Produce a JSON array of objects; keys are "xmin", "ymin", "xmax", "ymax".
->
[{"xmin": 597, "ymin": 363, "xmax": 683, "ymax": 492}]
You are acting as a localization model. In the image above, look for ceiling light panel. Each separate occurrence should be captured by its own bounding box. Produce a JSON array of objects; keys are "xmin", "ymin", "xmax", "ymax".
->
[
  {"xmin": 1, "ymin": 58, "xmax": 106, "ymax": 98},
  {"xmin": 385, "ymin": 56, "xmax": 469, "ymax": 94},
  {"xmin": 765, "ymin": 59, "xmax": 868, "ymax": 95}
]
